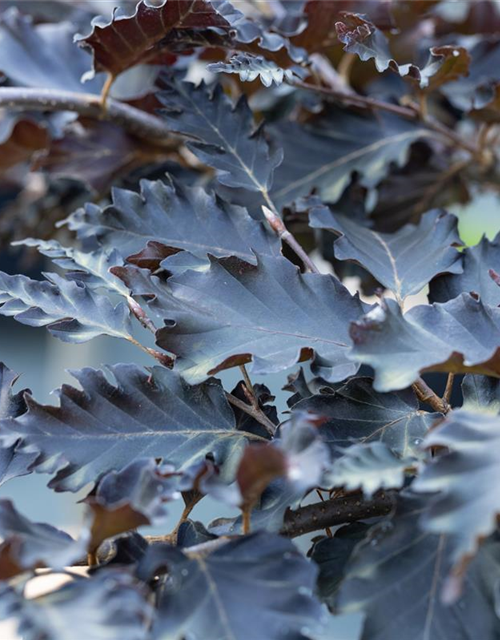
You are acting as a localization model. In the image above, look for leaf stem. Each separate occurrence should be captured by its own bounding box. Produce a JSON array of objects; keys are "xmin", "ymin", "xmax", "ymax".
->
[
  {"xmin": 262, "ymin": 206, "xmax": 320, "ymax": 274},
  {"xmin": 226, "ymin": 392, "xmax": 277, "ymax": 437}
]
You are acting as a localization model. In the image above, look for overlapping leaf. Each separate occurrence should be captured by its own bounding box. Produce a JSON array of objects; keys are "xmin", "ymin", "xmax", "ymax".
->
[
  {"xmin": 327, "ymin": 442, "xmax": 411, "ymax": 498},
  {"xmin": 336, "ymin": 494, "xmax": 500, "ymax": 640},
  {"xmin": 0, "ymin": 271, "xmax": 133, "ymax": 344},
  {"xmin": 292, "ymin": 377, "xmax": 436, "ymax": 458},
  {"xmin": 430, "ymin": 233, "xmax": 500, "ymax": 305},
  {"xmin": 85, "ymin": 458, "xmax": 181, "ymax": 550},
  {"xmin": 155, "ymin": 254, "xmax": 367, "ymax": 383},
  {"xmin": 0, "ymin": 570, "xmax": 152, "ymax": 640},
  {"xmin": 310, "ymin": 207, "xmax": 463, "ymax": 302},
  {"xmin": 0, "ymin": 499, "xmax": 87, "ymax": 579},
  {"xmin": 461, "ymin": 373, "xmax": 500, "ymax": 412},
  {"xmin": 413, "ymin": 409, "xmax": 500, "ymax": 580},
  {"xmin": 311, "ymin": 522, "xmax": 371, "ymax": 608},
  {"xmin": 0, "ymin": 363, "xmax": 35, "ymax": 486},
  {"xmin": 64, "ymin": 177, "xmax": 281, "ymax": 266},
  {"xmin": 350, "ymin": 295, "xmax": 500, "ymax": 391},
  {"xmin": 0, "ymin": 9, "xmax": 103, "ymax": 92},
  {"xmin": 16, "ymin": 239, "xmax": 129, "ymax": 297},
  {"xmin": 0, "ymin": 364, "xmax": 257, "ymax": 492},
  {"xmin": 138, "ymin": 532, "xmax": 324, "ymax": 640},
  {"xmin": 157, "ymin": 76, "xmax": 282, "ymax": 204},
  {"xmin": 270, "ymin": 108, "xmax": 432, "ymax": 210}
]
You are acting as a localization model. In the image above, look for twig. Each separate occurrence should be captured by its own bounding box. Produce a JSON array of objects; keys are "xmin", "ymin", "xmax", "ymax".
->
[
  {"xmin": 226, "ymin": 392, "xmax": 277, "ymax": 437},
  {"xmin": 412, "ymin": 377, "xmax": 449, "ymax": 414},
  {"xmin": 262, "ymin": 206, "xmax": 320, "ymax": 274},
  {"xmin": 443, "ymin": 373, "xmax": 455, "ymax": 407},
  {"xmin": 290, "ymin": 79, "xmax": 483, "ymax": 160},
  {"xmin": 280, "ymin": 491, "xmax": 395, "ymax": 538},
  {"xmin": 127, "ymin": 296, "xmax": 158, "ymax": 335},
  {"xmin": 0, "ymin": 87, "xmax": 174, "ymax": 145},
  {"xmin": 239, "ymin": 364, "xmax": 260, "ymax": 411}
]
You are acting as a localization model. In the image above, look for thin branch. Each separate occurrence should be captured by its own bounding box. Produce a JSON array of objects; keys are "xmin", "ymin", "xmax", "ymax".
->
[
  {"xmin": 291, "ymin": 79, "xmax": 483, "ymax": 160},
  {"xmin": 0, "ymin": 87, "xmax": 174, "ymax": 145},
  {"xmin": 226, "ymin": 392, "xmax": 277, "ymax": 437},
  {"xmin": 280, "ymin": 491, "xmax": 395, "ymax": 538},
  {"xmin": 412, "ymin": 377, "xmax": 449, "ymax": 414},
  {"xmin": 262, "ymin": 206, "xmax": 320, "ymax": 274},
  {"xmin": 239, "ymin": 364, "xmax": 260, "ymax": 411},
  {"xmin": 443, "ymin": 373, "xmax": 455, "ymax": 407}
]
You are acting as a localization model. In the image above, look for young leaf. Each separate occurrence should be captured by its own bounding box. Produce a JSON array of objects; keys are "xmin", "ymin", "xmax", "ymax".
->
[
  {"xmin": 327, "ymin": 442, "xmax": 412, "ymax": 498},
  {"xmin": 292, "ymin": 377, "xmax": 436, "ymax": 458},
  {"xmin": 0, "ymin": 363, "xmax": 36, "ymax": 486},
  {"xmin": 79, "ymin": 0, "xmax": 232, "ymax": 77},
  {"xmin": 155, "ymin": 254, "xmax": 367, "ymax": 383},
  {"xmin": 0, "ymin": 570, "xmax": 152, "ymax": 640},
  {"xmin": 336, "ymin": 494, "xmax": 500, "ymax": 640},
  {"xmin": 138, "ymin": 532, "xmax": 324, "ymax": 640},
  {"xmin": 0, "ymin": 365, "xmax": 258, "ymax": 492},
  {"xmin": 350, "ymin": 295, "xmax": 500, "ymax": 391},
  {"xmin": 64, "ymin": 177, "xmax": 281, "ymax": 266},
  {"xmin": 208, "ymin": 53, "xmax": 300, "ymax": 87},
  {"xmin": 310, "ymin": 208, "xmax": 463, "ymax": 302},
  {"xmin": 157, "ymin": 76, "xmax": 282, "ymax": 203},
  {"xmin": 0, "ymin": 499, "xmax": 87, "ymax": 579},
  {"xmin": 270, "ymin": 108, "xmax": 432, "ymax": 210},
  {"xmin": 413, "ymin": 409, "xmax": 500, "ymax": 583},
  {"xmin": 0, "ymin": 271, "xmax": 134, "ymax": 344},
  {"xmin": 430, "ymin": 233, "xmax": 500, "ymax": 305},
  {"xmin": 85, "ymin": 458, "xmax": 181, "ymax": 550},
  {"xmin": 335, "ymin": 12, "xmax": 394, "ymax": 73}
]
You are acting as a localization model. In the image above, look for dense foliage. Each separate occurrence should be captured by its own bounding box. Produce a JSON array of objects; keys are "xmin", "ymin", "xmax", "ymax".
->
[{"xmin": 1, "ymin": 1, "xmax": 500, "ymax": 638}]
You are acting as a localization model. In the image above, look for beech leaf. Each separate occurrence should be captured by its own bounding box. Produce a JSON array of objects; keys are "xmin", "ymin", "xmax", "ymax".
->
[
  {"xmin": 208, "ymin": 53, "xmax": 301, "ymax": 87},
  {"xmin": 310, "ymin": 208, "xmax": 463, "ymax": 301},
  {"xmin": 155, "ymin": 254, "xmax": 367, "ymax": 384},
  {"xmin": 0, "ymin": 363, "xmax": 36, "ymax": 486},
  {"xmin": 413, "ymin": 409, "xmax": 500, "ymax": 582},
  {"xmin": 0, "ymin": 271, "xmax": 133, "ymax": 344},
  {"xmin": 79, "ymin": 0, "xmax": 232, "ymax": 77},
  {"xmin": 326, "ymin": 442, "xmax": 411, "ymax": 498},
  {"xmin": 0, "ymin": 499, "xmax": 87, "ymax": 579},
  {"xmin": 157, "ymin": 76, "xmax": 282, "ymax": 199},
  {"xmin": 430, "ymin": 233, "xmax": 500, "ymax": 306},
  {"xmin": 0, "ymin": 570, "xmax": 152, "ymax": 640},
  {"xmin": 270, "ymin": 109, "xmax": 432, "ymax": 210},
  {"xmin": 0, "ymin": 364, "xmax": 258, "ymax": 492},
  {"xmin": 292, "ymin": 377, "xmax": 436, "ymax": 458},
  {"xmin": 336, "ymin": 494, "xmax": 500, "ymax": 640},
  {"xmin": 85, "ymin": 458, "xmax": 181, "ymax": 550},
  {"xmin": 64, "ymin": 177, "xmax": 281, "ymax": 266},
  {"xmin": 350, "ymin": 295, "xmax": 500, "ymax": 391},
  {"xmin": 138, "ymin": 532, "xmax": 324, "ymax": 640}
]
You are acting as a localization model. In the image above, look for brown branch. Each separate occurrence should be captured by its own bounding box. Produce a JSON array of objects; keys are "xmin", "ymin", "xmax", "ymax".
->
[
  {"xmin": 226, "ymin": 392, "xmax": 277, "ymax": 437},
  {"xmin": 262, "ymin": 206, "xmax": 320, "ymax": 274},
  {"xmin": 280, "ymin": 491, "xmax": 396, "ymax": 538},
  {"xmin": 291, "ymin": 80, "xmax": 483, "ymax": 160},
  {"xmin": 412, "ymin": 377, "xmax": 448, "ymax": 414},
  {"xmin": 0, "ymin": 87, "xmax": 173, "ymax": 145},
  {"xmin": 443, "ymin": 373, "xmax": 455, "ymax": 407}
]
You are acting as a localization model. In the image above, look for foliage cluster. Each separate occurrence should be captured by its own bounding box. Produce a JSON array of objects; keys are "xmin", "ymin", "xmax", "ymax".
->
[{"xmin": 1, "ymin": 1, "xmax": 500, "ymax": 639}]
